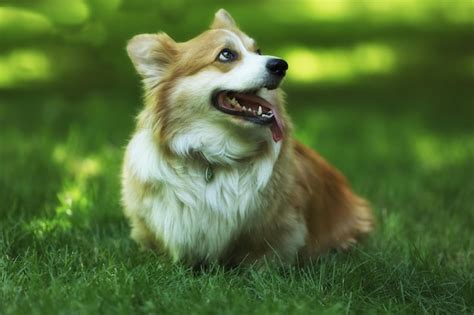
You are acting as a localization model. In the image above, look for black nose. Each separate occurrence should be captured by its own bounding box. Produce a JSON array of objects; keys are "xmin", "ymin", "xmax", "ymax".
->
[{"xmin": 266, "ymin": 58, "xmax": 288, "ymax": 77}]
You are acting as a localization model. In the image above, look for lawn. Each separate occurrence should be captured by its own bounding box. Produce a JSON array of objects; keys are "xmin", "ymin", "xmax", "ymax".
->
[
  {"xmin": 1, "ymin": 0, "xmax": 474, "ymax": 314},
  {"xmin": 1, "ymin": 86, "xmax": 473, "ymax": 314}
]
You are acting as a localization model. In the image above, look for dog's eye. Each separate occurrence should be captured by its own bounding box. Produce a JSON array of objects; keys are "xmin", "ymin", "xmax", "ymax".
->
[
  {"xmin": 256, "ymin": 49, "xmax": 262, "ymax": 55},
  {"xmin": 217, "ymin": 48, "xmax": 237, "ymax": 62}
]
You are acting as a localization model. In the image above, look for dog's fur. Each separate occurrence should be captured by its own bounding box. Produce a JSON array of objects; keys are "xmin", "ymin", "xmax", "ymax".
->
[{"xmin": 121, "ymin": 9, "xmax": 373, "ymax": 266}]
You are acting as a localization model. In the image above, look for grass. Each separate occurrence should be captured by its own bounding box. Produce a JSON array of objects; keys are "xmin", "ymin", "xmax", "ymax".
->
[
  {"xmin": 0, "ymin": 88, "xmax": 473, "ymax": 314},
  {"xmin": 1, "ymin": 1, "xmax": 473, "ymax": 313}
]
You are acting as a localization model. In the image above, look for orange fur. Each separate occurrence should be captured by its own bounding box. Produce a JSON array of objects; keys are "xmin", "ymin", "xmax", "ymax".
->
[{"xmin": 293, "ymin": 141, "xmax": 374, "ymax": 256}]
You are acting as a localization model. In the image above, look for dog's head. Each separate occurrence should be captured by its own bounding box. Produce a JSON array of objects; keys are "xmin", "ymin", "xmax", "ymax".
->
[{"xmin": 127, "ymin": 9, "xmax": 289, "ymax": 163}]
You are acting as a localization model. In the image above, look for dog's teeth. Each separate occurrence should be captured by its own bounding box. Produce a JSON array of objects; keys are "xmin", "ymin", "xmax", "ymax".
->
[
  {"xmin": 228, "ymin": 97, "xmax": 239, "ymax": 106},
  {"xmin": 257, "ymin": 106, "xmax": 262, "ymax": 115},
  {"xmin": 242, "ymin": 106, "xmax": 247, "ymax": 111}
]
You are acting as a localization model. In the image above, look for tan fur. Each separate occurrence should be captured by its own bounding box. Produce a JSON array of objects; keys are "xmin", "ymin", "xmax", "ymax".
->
[
  {"xmin": 122, "ymin": 9, "xmax": 374, "ymax": 266},
  {"xmin": 293, "ymin": 142, "xmax": 374, "ymax": 256}
]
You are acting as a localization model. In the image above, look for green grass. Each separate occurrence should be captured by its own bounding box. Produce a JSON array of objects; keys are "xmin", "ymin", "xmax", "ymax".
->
[
  {"xmin": 1, "ymin": 90, "xmax": 473, "ymax": 314},
  {"xmin": 1, "ymin": 0, "xmax": 473, "ymax": 313}
]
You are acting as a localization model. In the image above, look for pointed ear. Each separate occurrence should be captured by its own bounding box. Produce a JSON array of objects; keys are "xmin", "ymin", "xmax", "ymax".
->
[
  {"xmin": 211, "ymin": 9, "xmax": 236, "ymax": 29},
  {"xmin": 126, "ymin": 33, "xmax": 176, "ymax": 84}
]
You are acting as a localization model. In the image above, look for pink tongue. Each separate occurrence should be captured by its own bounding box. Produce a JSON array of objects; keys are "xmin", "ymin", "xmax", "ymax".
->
[
  {"xmin": 234, "ymin": 93, "xmax": 285, "ymax": 142},
  {"xmin": 270, "ymin": 119, "xmax": 284, "ymax": 142}
]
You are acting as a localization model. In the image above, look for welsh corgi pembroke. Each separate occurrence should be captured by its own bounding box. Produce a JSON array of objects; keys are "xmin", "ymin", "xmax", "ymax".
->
[{"xmin": 121, "ymin": 9, "xmax": 373, "ymax": 266}]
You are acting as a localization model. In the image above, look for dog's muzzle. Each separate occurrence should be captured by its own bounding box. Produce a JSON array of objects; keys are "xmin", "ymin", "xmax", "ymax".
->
[{"xmin": 264, "ymin": 58, "xmax": 288, "ymax": 90}]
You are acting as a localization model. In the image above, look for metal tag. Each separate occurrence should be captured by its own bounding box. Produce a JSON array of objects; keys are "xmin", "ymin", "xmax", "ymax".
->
[{"xmin": 205, "ymin": 165, "xmax": 214, "ymax": 183}]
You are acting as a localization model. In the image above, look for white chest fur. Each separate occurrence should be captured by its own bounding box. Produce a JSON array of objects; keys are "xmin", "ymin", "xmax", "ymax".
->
[{"xmin": 124, "ymin": 129, "xmax": 281, "ymax": 261}]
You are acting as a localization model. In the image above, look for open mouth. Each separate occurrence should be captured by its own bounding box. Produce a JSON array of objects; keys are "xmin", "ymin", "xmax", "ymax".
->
[{"xmin": 212, "ymin": 90, "xmax": 284, "ymax": 142}]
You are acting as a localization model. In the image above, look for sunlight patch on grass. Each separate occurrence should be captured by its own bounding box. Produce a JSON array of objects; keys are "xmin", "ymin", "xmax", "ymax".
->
[
  {"xmin": 53, "ymin": 145, "xmax": 102, "ymax": 179},
  {"xmin": 55, "ymin": 181, "xmax": 92, "ymax": 218},
  {"xmin": 296, "ymin": 0, "xmax": 474, "ymax": 24},
  {"xmin": 0, "ymin": 50, "xmax": 53, "ymax": 87},
  {"xmin": 411, "ymin": 134, "xmax": 474, "ymax": 171},
  {"xmin": 24, "ymin": 180, "xmax": 93, "ymax": 239},
  {"xmin": 282, "ymin": 43, "xmax": 396, "ymax": 83},
  {"xmin": 24, "ymin": 217, "xmax": 72, "ymax": 238},
  {"xmin": 0, "ymin": 7, "xmax": 54, "ymax": 35},
  {"xmin": 24, "ymin": 144, "xmax": 105, "ymax": 238},
  {"xmin": 303, "ymin": 0, "xmax": 351, "ymax": 21},
  {"xmin": 39, "ymin": 0, "xmax": 90, "ymax": 25}
]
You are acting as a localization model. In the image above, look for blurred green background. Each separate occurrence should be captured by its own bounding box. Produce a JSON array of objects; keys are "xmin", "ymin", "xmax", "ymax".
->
[
  {"xmin": 1, "ymin": 1, "xmax": 474, "ymax": 313},
  {"xmin": 1, "ymin": 0, "xmax": 473, "ymax": 98},
  {"xmin": 1, "ymin": 0, "xmax": 473, "ymax": 214}
]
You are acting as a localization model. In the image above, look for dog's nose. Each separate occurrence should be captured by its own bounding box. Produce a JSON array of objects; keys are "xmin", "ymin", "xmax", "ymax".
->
[{"xmin": 266, "ymin": 58, "xmax": 288, "ymax": 77}]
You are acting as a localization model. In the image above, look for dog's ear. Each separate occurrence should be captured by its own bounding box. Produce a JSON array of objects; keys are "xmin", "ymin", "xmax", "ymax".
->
[
  {"xmin": 127, "ymin": 32, "xmax": 176, "ymax": 85},
  {"xmin": 211, "ymin": 9, "xmax": 236, "ymax": 29}
]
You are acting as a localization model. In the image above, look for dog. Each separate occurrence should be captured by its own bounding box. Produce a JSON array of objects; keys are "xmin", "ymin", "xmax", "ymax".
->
[{"xmin": 121, "ymin": 9, "xmax": 373, "ymax": 266}]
